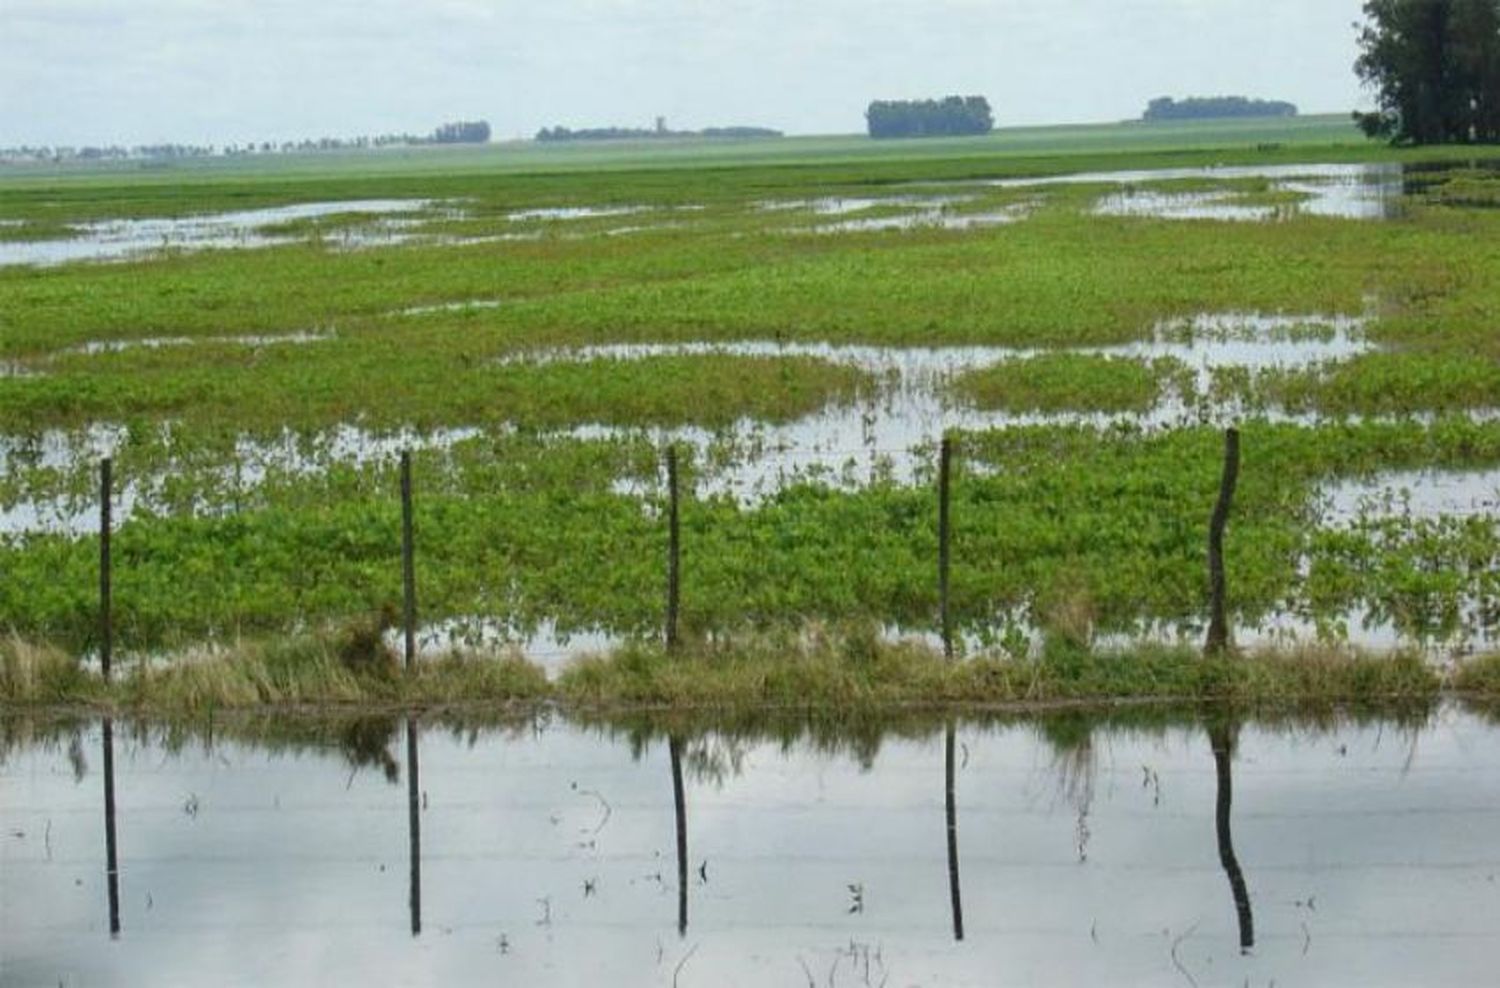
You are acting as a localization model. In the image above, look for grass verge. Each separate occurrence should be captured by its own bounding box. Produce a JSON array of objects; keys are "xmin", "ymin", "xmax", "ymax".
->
[{"xmin": 1, "ymin": 623, "xmax": 1484, "ymax": 714}]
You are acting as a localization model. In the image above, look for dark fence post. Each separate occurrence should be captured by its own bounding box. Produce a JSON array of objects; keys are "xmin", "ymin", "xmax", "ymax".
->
[
  {"xmin": 666, "ymin": 446, "xmax": 681, "ymax": 652},
  {"xmin": 99, "ymin": 458, "xmax": 113, "ymax": 682},
  {"xmin": 102, "ymin": 716, "xmax": 120, "ymax": 938},
  {"xmin": 400, "ymin": 450, "xmax": 416, "ymax": 671},
  {"xmin": 1206, "ymin": 428, "xmax": 1241, "ymax": 655},
  {"xmin": 938, "ymin": 437, "xmax": 954, "ymax": 660}
]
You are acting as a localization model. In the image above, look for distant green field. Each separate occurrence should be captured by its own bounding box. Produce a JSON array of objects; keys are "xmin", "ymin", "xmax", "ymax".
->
[{"xmin": 0, "ymin": 113, "xmax": 1376, "ymax": 190}]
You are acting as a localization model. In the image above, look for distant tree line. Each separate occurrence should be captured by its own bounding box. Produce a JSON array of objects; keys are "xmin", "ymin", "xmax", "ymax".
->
[
  {"xmin": 1142, "ymin": 96, "xmax": 1298, "ymax": 121},
  {"xmin": 1354, "ymin": 0, "xmax": 1500, "ymax": 144},
  {"xmin": 432, "ymin": 120, "xmax": 491, "ymax": 144},
  {"xmin": 865, "ymin": 96, "xmax": 993, "ymax": 139},
  {"xmin": 535, "ymin": 123, "xmax": 782, "ymax": 142},
  {"xmin": 1, "ymin": 120, "xmax": 493, "ymax": 165}
]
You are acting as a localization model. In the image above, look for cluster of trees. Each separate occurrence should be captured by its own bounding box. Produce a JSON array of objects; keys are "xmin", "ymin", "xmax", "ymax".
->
[
  {"xmin": 1355, "ymin": 0, "xmax": 1500, "ymax": 144},
  {"xmin": 865, "ymin": 96, "xmax": 993, "ymax": 139},
  {"xmin": 1142, "ymin": 96, "xmax": 1298, "ymax": 121},
  {"xmin": 432, "ymin": 120, "xmax": 491, "ymax": 144},
  {"xmin": 535, "ymin": 124, "xmax": 781, "ymax": 142}
]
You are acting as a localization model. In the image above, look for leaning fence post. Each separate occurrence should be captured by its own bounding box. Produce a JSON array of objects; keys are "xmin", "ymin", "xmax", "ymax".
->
[
  {"xmin": 938, "ymin": 436, "xmax": 954, "ymax": 660},
  {"xmin": 400, "ymin": 450, "xmax": 417, "ymax": 670},
  {"xmin": 665, "ymin": 446, "xmax": 681, "ymax": 651},
  {"xmin": 99, "ymin": 458, "xmax": 113, "ymax": 682},
  {"xmin": 1205, "ymin": 428, "xmax": 1241, "ymax": 655}
]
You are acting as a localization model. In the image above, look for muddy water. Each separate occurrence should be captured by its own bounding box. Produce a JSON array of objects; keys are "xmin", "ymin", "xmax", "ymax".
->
[{"xmin": 4, "ymin": 706, "xmax": 1498, "ymax": 987}]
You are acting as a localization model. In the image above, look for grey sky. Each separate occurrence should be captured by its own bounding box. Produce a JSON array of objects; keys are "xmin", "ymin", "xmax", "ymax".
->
[{"xmin": 3, "ymin": 0, "xmax": 1372, "ymax": 147}]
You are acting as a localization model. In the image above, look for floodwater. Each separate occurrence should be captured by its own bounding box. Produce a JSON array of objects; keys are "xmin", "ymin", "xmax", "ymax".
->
[
  {"xmin": 0, "ymin": 161, "xmax": 1421, "ymax": 271},
  {"xmin": 0, "ymin": 311, "xmax": 1374, "ymax": 539},
  {"xmin": 0, "ymin": 200, "xmax": 443, "ymax": 267},
  {"xmin": 1320, "ymin": 467, "xmax": 1500, "ymax": 525},
  {"xmin": 4, "ymin": 705, "xmax": 1498, "ymax": 987},
  {"xmin": 988, "ymin": 163, "xmax": 1405, "ymax": 222},
  {"xmin": 510, "ymin": 311, "xmax": 1371, "ymax": 499}
]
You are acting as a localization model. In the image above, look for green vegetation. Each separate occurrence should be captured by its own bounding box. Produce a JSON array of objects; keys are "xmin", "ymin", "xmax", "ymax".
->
[
  {"xmin": 4, "ymin": 121, "xmax": 1500, "ymax": 709},
  {"xmin": 954, "ymin": 355, "xmax": 1187, "ymax": 413}
]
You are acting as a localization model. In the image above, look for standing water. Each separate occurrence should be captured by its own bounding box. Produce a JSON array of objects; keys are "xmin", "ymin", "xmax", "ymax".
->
[{"xmin": 3, "ymin": 705, "xmax": 1498, "ymax": 986}]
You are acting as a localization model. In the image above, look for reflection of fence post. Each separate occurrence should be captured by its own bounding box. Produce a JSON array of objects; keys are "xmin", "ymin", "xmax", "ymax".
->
[
  {"xmin": 670, "ymin": 735, "xmax": 688, "ymax": 938},
  {"xmin": 939, "ymin": 437, "xmax": 954, "ymax": 660},
  {"xmin": 99, "ymin": 458, "xmax": 113, "ymax": 682},
  {"xmin": 945, "ymin": 722, "xmax": 964, "ymax": 942},
  {"xmin": 400, "ymin": 451, "xmax": 417, "ymax": 670},
  {"xmin": 1210, "ymin": 722, "xmax": 1254, "ymax": 953},
  {"xmin": 407, "ymin": 716, "xmax": 422, "ymax": 937},
  {"xmin": 1206, "ymin": 428, "xmax": 1241, "ymax": 655},
  {"xmin": 102, "ymin": 716, "xmax": 120, "ymax": 938},
  {"xmin": 666, "ymin": 446, "xmax": 681, "ymax": 652}
]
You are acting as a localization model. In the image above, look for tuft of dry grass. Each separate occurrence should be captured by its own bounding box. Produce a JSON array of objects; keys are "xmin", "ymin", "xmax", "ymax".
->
[{"xmin": 0, "ymin": 634, "xmax": 98, "ymax": 704}]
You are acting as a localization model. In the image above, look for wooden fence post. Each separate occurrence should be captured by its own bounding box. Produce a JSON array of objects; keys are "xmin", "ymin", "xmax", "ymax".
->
[
  {"xmin": 938, "ymin": 437, "xmax": 954, "ymax": 659},
  {"xmin": 99, "ymin": 458, "xmax": 113, "ymax": 682},
  {"xmin": 666, "ymin": 446, "xmax": 681, "ymax": 651},
  {"xmin": 1206, "ymin": 428, "xmax": 1240, "ymax": 655},
  {"xmin": 400, "ymin": 450, "xmax": 416, "ymax": 670}
]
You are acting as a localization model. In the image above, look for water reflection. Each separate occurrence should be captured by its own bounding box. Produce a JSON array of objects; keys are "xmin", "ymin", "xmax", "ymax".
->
[
  {"xmin": 407, "ymin": 716, "xmax": 422, "ymax": 937},
  {"xmin": 944, "ymin": 722, "xmax": 963, "ymax": 942},
  {"xmin": 670, "ymin": 734, "xmax": 688, "ymax": 938},
  {"xmin": 1209, "ymin": 719, "xmax": 1254, "ymax": 954},
  {"xmin": 8, "ymin": 703, "xmax": 1498, "ymax": 985},
  {"xmin": 101, "ymin": 716, "xmax": 120, "ymax": 939}
]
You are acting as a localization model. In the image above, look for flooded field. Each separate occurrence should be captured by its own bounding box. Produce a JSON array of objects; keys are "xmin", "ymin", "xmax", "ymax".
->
[
  {"xmin": 0, "ymin": 163, "xmax": 1418, "ymax": 269},
  {"xmin": 5, "ymin": 149, "xmax": 1500, "ymax": 669},
  {"xmin": 4, "ymin": 705, "xmax": 1498, "ymax": 986}
]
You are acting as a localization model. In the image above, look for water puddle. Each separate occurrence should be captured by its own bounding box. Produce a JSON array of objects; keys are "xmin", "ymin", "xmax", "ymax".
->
[
  {"xmin": 1319, "ymin": 468, "xmax": 1500, "ymax": 526},
  {"xmin": 811, "ymin": 204, "xmax": 1032, "ymax": 234},
  {"xmin": 1095, "ymin": 190, "xmax": 1284, "ymax": 222},
  {"xmin": 0, "ymin": 200, "xmax": 446, "ymax": 268},
  {"xmin": 0, "ymin": 424, "xmax": 483, "ymax": 539},
  {"xmin": 507, "ymin": 205, "xmax": 651, "ymax": 222},
  {"xmin": 63, "ymin": 330, "xmax": 333, "ymax": 357},
  {"xmin": 6, "ymin": 706, "xmax": 1498, "ymax": 986},
  {"xmin": 759, "ymin": 195, "xmax": 971, "ymax": 216},
  {"xmin": 502, "ymin": 312, "xmax": 1368, "ymax": 498},
  {"xmin": 391, "ymin": 299, "xmax": 506, "ymax": 317},
  {"xmin": 985, "ymin": 163, "xmax": 1403, "ymax": 221},
  {"xmin": 383, "ymin": 618, "xmax": 625, "ymax": 678}
]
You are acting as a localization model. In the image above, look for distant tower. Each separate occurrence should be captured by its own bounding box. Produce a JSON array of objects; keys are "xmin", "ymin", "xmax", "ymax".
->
[{"xmin": 655, "ymin": 116, "xmax": 667, "ymax": 135}]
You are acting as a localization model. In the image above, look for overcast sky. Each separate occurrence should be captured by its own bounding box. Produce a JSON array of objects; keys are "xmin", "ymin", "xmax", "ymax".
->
[{"xmin": 2, "ymin": 0, "xmax": 1373, "ymax": 147}]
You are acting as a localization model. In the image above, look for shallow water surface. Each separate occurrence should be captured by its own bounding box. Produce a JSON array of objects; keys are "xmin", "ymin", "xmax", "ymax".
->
[
  {"xmin": 989, "ymin": 163, "xmax": 1404, "ymax": 222},
  {"xmin": 4, "ymin": 706, "xmax": 1498, "ymax": 986},
  {"xmin": 0, "ymin": 200, "xmax": 444, "ymax": 267}
]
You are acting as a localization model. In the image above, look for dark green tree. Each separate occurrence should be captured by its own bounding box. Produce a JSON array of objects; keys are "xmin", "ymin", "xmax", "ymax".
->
[
  {"xmin": 1354, "ymin": 0, "xmax": 1500, "ymax": 143},
  {"xmin": 866, "ymin": 96, "xmax": 993, "ymax": 139}
]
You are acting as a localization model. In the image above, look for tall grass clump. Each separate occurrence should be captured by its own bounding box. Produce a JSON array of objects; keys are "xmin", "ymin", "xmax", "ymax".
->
[{"xmin": 0, "ymin": 634, "xmax": 98, "ymax": 704}]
